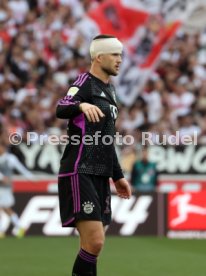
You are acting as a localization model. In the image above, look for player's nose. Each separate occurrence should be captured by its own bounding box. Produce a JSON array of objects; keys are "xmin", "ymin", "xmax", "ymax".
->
[{"xmin": 118, "ymin": 54, "xmax": 122, "ymax": 63}]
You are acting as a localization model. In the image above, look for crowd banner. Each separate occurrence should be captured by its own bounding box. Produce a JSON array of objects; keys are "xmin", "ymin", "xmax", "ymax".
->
[
  {"xmin": 89, "ymin": 0, "xmax": 206, "ymax": 105},
  {"xmin": 13, "ymin": 144, "xmax": 206, "ymax": 175},
  {"xmin": 149, "ymin": 145, "xmax": 206, "ymax": 174},
  {"xmin": 11, "ymin": 143, "xmax": 63, "ymax": 174}
]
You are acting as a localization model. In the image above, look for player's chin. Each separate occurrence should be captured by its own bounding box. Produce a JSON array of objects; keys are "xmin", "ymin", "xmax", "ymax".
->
[{"xmin": 111, "ymin": 71, "xmax": 119, "ymax": 76}]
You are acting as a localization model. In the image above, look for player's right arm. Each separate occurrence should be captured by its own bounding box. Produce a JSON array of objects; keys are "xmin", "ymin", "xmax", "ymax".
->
[
  {"xmin": 56, "ymin": 75, "xmax": 104, "ymax": 122},
  {"xmin": 79, "ymin": 103, "xmax": 105, "ymax": 123}
]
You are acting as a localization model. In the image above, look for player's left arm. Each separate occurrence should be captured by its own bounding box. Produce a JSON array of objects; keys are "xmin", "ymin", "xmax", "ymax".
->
[
  {"xmin": 114, "ymin": 178, "xmax": 132, "ymax": 199},
  {"xmin": 112, "ymin": 148, "xmax": 131, "ymax": 199}
]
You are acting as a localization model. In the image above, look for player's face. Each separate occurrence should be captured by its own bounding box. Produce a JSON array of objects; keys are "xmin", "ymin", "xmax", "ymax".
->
[{"xmin": 100, "ymin": 53, "xmax": 122, "ymax": 76}]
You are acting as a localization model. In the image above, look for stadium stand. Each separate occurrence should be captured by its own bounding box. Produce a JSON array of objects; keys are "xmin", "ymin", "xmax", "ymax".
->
[{"xmin": 1, "ymin": 0, "xmax": 206, "ymax": 174}]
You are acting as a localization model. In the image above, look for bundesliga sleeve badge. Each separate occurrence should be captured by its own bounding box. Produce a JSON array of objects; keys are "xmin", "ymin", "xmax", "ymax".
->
[{"xmin": 67, "ymin": 86, "xmax": 79, "ymax": 96}]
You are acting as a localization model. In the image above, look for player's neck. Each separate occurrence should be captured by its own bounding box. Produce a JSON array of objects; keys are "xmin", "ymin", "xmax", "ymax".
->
[{"xmin": 90, "ymin": 66, "xmax": 110, "ymax": 84}]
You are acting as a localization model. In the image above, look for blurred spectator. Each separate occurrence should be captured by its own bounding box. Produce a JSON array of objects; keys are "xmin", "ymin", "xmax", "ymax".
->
[
  {"xmin": 142, "ymin": 78, "xmax": 163, "ymax": 124},
  {"xmin": 121, "ymin": 103, "xmax": 145, "ymax": 132},
  {"xmin": 167, "ymin": 78, "xmax": 195, "ymax": 123},
  {"xmin": 0, "ymin": 137, "xmax": 34, "ymax": 238},
  {"xmin": 177, "ymin": 112, "xmax": 201, "ymax": 142},
  {"xmin": 8, "ymin": 0, "xmax": 29, "ymax": 24},
  {"xmin": 131, "ymin": 147, "xmax": 158, "ymax": 192}
]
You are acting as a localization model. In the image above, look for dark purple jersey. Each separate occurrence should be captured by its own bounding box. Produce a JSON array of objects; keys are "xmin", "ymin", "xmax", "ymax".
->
[{"xmin": 56, "ymin": 72, "xmax": 124, "ymax": 181}]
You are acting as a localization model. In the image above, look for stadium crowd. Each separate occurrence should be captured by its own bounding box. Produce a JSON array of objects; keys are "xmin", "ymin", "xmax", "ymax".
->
[{"xmin": 1, "ymin": 0, "xmax": 206, "ymax": 167}]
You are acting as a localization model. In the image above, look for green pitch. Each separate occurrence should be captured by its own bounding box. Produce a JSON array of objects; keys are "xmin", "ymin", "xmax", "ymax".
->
[{"xmin": 0, "ymin": 236, "xmax": 206, "ymax": 276}]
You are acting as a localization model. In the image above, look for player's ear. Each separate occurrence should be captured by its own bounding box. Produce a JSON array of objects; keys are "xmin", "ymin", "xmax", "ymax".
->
[{"xmin": 96, "ymin": 54, "xmax": 103, "ymax": 63}]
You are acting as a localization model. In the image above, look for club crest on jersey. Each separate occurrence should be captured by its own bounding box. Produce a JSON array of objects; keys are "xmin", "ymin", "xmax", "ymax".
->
[
  {"xmin": 82, "ymin": 202, "xmax": 95, "ymax": 214},
  {"xmin": 67, "ymin": 87, "xmax": 79, "ymax": 96}
]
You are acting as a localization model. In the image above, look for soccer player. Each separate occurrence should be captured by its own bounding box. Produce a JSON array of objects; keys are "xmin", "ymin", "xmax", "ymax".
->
[
  {"xmin": 56, "ymin": 34, "xmax": 131, "ymax": 276},
  {"xmin": 0, "ymin": 142, "xmax": 34, "ymax": 238}
]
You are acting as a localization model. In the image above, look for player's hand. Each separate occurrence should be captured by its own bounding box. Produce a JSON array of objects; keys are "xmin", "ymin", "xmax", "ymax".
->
[
  {"xmin": 114, "ymin": 178, "xmax": 132, "ymax": 199},
  {"xmin": 79, "ymin": 103, "xmax": 105, "ymax": 123}
]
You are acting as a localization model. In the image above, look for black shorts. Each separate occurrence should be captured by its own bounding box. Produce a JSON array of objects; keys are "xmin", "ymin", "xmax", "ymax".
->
[{"xmin": 58, "ymin": 173, "xmax": 111, "ymax": 227}]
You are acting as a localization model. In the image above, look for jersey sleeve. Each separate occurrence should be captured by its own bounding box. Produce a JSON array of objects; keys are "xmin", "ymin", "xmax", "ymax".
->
[
  {"xmin": 112, "ymin": 148, "xmax": 124, "ymax": 182},
  {"xmin": 56, "ymin": 73, "xmax": 92, "ymax": 119}
]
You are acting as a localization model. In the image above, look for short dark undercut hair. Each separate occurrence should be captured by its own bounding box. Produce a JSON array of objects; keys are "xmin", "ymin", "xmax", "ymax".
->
[{"xmin": 93, "ymin": 34, "xmax": 116, "ymax": 41}]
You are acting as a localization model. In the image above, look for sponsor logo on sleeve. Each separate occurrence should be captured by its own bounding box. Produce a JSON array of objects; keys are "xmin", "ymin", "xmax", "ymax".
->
[{"xmin": 67, "ymin": 87, "xmax": 79, "ymax": 96}]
